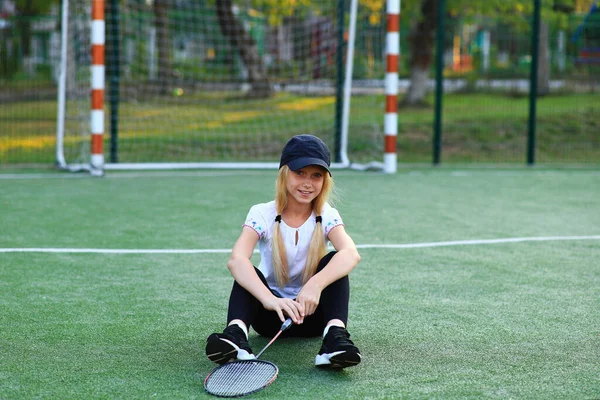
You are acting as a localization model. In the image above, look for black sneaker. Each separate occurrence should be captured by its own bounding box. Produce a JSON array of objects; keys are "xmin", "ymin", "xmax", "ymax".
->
[
  {"xmin": 205, "ymin": 324, "xmax": 255, "ymax": 364},
  {"xmin": 315, "ymin": 326, "xmax": 362, "ymax": 368}
]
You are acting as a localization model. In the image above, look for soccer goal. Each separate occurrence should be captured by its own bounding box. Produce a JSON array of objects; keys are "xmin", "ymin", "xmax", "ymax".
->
[{"xmin": 56, "ymin": 0, "xmax": 383, "ymax": 175}]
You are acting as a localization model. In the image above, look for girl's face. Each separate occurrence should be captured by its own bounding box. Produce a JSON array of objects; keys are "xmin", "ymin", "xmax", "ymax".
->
[{"xmin": 286, "ymin": 165, "xmax": 326, "ymax": 206}]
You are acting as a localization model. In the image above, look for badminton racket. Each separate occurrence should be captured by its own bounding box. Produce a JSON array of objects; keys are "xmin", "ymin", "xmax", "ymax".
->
[{"xmin": 204, "ymin": 318, "xmax": 292, "ymax": 397}]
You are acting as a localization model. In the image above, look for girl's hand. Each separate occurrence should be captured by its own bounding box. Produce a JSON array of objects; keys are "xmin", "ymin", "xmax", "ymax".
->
[
  {"xmin": 262, "ymin": 296, "xmax": 305, "ymax": 324},
  {"xmin": 296, "ymin": 281, "xmax": 322, "ymax": 318}
]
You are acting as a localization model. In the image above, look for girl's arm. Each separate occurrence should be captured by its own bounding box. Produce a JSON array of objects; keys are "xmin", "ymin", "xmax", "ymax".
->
[
  {"xmin": 227, "ymin": 226, "xmax": 304, "ymax": 323},
  {"xmin": 296, "ymin": 225, "xmax": 361, "ymax": 316}
]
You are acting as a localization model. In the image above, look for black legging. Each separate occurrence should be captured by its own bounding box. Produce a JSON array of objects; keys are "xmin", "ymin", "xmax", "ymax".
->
[{"xmin": 226, "ymin": 251, "xmax": 350, "ymax": 338}]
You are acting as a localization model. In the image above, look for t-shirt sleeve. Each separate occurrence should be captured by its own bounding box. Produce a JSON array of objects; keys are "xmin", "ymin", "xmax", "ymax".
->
[
  {"xmin": 323, "ymin": 205, "xmax": 344, "ymax": 237},
  {"xmin": 243, "ymin": 205, "xmax": 268, "ymax": 239}
]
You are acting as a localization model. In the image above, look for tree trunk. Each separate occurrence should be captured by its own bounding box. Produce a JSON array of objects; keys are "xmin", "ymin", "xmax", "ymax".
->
[
  {"xmin": 16, "ymin": 0, "xmax": 35, "ymax": 57},
  {"xmin": 404, "ymin": 66, "xmax": 430, "ymax": 105},
  {"xmin": 153, "ymin": 0, "xmax": 172, "ymax": 95},
  {"xmin": 403, "ymin": 0, "xmax": 437, "ymax": 106},
  {"xmin": 215, "ymin": 0, "xmax": 271, "ymax": 98},
  {"xmin": 537, "ymin": 22, "xmax": 550, "ymax": 96},
  {"xmin": 16, "ymin": 19, "xmax": 32, "ymax": 57}
]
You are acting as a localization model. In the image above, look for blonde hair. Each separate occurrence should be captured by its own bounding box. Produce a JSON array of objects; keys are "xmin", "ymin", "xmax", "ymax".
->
[{"xmin": 271, "ymin": 165, "xmax": 334, "ymax": 287}]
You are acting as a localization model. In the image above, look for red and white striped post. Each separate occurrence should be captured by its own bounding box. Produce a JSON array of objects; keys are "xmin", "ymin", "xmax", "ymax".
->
[
  {"xmin": 384, "ymin": 0, "xmax": 400, "ymax": 174},
  {"xmin": 91, "ymin": 0, "xmax": 105, "ymax": 176}
]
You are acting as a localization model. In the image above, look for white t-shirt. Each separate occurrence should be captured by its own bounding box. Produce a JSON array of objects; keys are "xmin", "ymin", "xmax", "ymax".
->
[{"xmin": 243, "ymin": 200, "xmax": 344, "ymax": 298}]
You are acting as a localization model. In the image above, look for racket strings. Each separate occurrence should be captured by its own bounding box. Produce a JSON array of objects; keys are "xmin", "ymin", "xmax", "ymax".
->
[{"xmin": 205, "ymin": 360, "xmax": 278, "ymax": 397}]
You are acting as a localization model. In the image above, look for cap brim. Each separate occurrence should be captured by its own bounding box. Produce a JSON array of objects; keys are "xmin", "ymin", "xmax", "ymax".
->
[{"xmin": 287, "ymin": 157, "xmax": 331, "ymax": 175}]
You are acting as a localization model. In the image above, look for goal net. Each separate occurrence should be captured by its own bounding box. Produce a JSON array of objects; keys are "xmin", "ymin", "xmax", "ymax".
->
[{"xmin": 57, "ymin": 0, "xmax": 367, "ymax": 173}]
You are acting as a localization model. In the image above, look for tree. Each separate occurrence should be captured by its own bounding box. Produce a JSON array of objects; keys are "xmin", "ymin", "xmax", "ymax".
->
[
  {"xmin": 215, "ymin": 0, "xmax": 271, "ymax": 98},
  {"xmin": 214, "ymin": 0, "xmax": 333, "ymax": 98},
  {"xmin": 15, "ymin": 0, "xmax": 58, "ymax": 56},
  {"xmin": 153, "ymin": 0, "xmax": 172, "ymax": 95},
  {"xmin": 537, "ymin": 20, "xmax": 550, "ymax": 95},
  {"xmin": 402, "ymin": 0, "xmax": 567, "ymax": 105},
  {"xmin": 404, "ymin": 0, "xmax": 437, "ymax": 106},
  {"xmin": 140, "ymin": 0, "xmax": 326, "ymax": 98}
]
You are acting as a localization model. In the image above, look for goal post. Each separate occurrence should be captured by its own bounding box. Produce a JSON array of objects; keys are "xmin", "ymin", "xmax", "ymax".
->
[
  {"xmin": 90, "ymin": 0, "xmax": 106, "ymax": 176},
  {"xmin": 384, "ymin": 0, "xmax": 400, "ymax": 174},
  {"xmin": 56, "ymin": 0, "xmax": 384, "ymax": 174}
]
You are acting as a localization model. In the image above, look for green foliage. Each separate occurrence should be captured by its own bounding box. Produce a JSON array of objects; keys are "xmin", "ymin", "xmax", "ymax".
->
[
  {"xmin": 398, "ymin": 0, "xmax": 586, "ymax": 31},
  {"xmin": 15, "ymin": 0, "xmax": 58, "ymax": 15},
  {"xmin": 252, "ymin": 0, "xmax": 313, "ymax": 25}
]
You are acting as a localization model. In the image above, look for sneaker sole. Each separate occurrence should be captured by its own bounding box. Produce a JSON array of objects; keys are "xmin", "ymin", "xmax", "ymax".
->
[
  {"xmin": 206, "ymin": 337, "xmax": 238, "ymax": 364},
  {"xmin": 206, "ymin": 337, "xmax": 256, "ymax": 364},
  {"xmin": 315, "ymin": 350, "xmax": 362, "ymax": 369}
]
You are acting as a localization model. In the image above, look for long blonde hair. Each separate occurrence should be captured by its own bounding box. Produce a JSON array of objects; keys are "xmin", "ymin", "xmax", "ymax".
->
[{"xmin": 271, "ymin": 165, "xmax": 333, "ymax": 287}]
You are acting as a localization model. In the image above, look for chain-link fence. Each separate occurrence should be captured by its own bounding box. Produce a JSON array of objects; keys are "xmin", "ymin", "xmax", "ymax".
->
[{"xmin": 1, "ymin": 2, "xmax": 598, "ymax": 167}]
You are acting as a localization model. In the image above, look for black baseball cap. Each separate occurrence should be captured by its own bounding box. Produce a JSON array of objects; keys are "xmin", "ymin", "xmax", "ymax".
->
[{"xmin": 279, "ymin": 135, "xmax": 331, "ymax": 175}]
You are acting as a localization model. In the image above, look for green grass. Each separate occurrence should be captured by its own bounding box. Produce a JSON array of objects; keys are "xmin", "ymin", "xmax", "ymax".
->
[
  {"xmin": 1, "ymin": 92, "xmax": 598, "ymax": 164},
  {"xmin": 1, "ymin": 168, "xmax": 599, "ymax": 399},
  {"xmin": 347, "ymin": 93, "xmax": 599, "ymax": 163}
]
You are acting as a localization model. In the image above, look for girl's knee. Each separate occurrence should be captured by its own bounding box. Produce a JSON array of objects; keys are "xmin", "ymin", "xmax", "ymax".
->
[{"xmin": 316, "ymin": 251, "xmax": 337, "ymax": 272}]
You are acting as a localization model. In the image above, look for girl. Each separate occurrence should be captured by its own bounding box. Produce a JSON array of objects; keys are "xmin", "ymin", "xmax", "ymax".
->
[{"xmin": 205, "ymin": 134, "xmax": 361, "ymax": 368}]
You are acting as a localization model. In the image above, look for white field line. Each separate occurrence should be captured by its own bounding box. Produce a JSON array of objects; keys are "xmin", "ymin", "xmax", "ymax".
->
[
  {"xmin": 1, "ymin": 236, "xmax": 599, "ymax": 254},
  {"xmin": 0, "ymin": 171, "xmax": 267, "ymax": 180},
  {"xmin": 355, "ymin": 235, "xmax": 600, "ymax": 249},
  {"xmin": 1, "ymin": 169, "xmax": 599, "ymax": 180}
]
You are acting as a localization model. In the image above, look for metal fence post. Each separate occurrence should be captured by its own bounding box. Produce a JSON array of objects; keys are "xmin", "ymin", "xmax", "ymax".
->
[
  {"xmin": 433, "ymin": 0, "xmax": 445, "ymax": 165},
  {"xmin": 108, "ymin": 0, "xmax": 120, "ymax": 163},
  {"xmin": 527, "ymin": 0, "xmax": 541, "ymax": 165},
  {"xmin": 334, "ymin": 0, "xmax": 346, "ymax": 163}
]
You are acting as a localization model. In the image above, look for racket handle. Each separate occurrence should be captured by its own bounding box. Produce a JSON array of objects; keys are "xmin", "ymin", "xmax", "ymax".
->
[{"xmin": 281, "ymin": 318, "xmax": 293, "ymax": 331}]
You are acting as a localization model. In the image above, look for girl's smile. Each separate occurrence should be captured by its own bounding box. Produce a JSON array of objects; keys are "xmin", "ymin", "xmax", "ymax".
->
[{"xmin": 286, "ymin": 165, "xmax": 325, "ymax": 205}]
